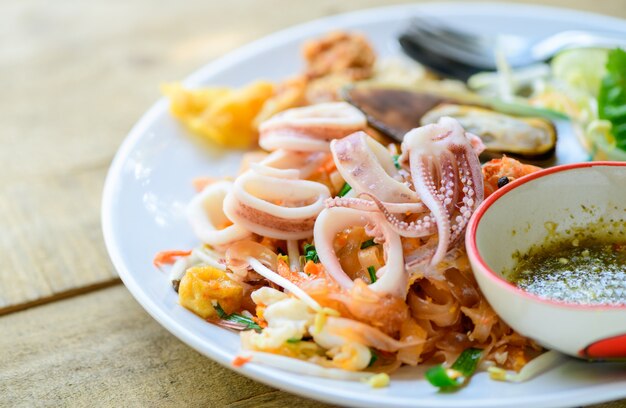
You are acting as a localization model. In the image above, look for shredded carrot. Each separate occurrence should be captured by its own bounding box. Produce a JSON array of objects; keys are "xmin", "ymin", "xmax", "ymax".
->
[
  {"xmin": 320, "ymin": 155, "xmax": 336, "ymax": 173},
  {"xmin": 255, "ymin": 304, "xmax": 266, "ymax": 322},
  {"xmin": 303, "ymin": 260, "xmax": 325, "ymax": 277},
  {"xmin": 252, "ymin": 316, "xmax": 268, "ymax": 328},
  {"xmin": 276, "ymin": 258, "xmax": 309, "ymax": 285},
  {"xmin": 153, "ymin": 250, "xmax": 192, "ymax": 267},
  {"xmin": 334, "ymin": 232, "xmax": 348, "ymax": 248},
  {"xmin": 232, "ymin": 355, "xmax": 252, "ymax": 367},
  {"xmin": 192, "ymin": 176, "xmax": 218, "ymax": 192}
]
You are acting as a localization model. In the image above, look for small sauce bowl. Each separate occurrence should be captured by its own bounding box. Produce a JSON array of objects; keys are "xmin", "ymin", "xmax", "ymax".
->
[{"xmin": 466, "ymin": 162, "xmax": 626, "ymax": 359}]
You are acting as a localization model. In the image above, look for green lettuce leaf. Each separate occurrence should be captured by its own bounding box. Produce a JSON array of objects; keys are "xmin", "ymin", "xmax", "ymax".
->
[{"xmin": 598, "ymin": 48, "xmax": 626, "ymax": 149}]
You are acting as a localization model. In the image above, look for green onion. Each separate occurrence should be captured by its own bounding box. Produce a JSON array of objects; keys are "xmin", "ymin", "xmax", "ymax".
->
[
  {"xmin": 286, "ymin": 338, "xmax": 301, "ymax": 344},
  {"xmin": 367, "ymin": 265, "xmax": 377, "ymax": 283},
  {"xmin": 425, "ymin": 348, "xmax": 483, "ymax": 390},
  {"xmin": 338, "ymin": 183, "xmax": 352, "ymax": 197},
  {"xmin": 360, "ymin": 239, "xmax": 377, "ymax": 249},
  {"xmin": 226, "ymin": 314, "xmax": 261, "ymax": 330},
  {"xmin": 303, "ymin": 243, "xmax": 319, "ymax": 263},
  {"xmin": 393, "ymin": 154, "xmax": 401, "ymax": 169},
  {"xmin": 368, "ymin": 349, "xmax": 378, "ymax": 367},
  {"xmin": 214, "ymin": 302, "xmax": 228, "ymax": 319},
  {"xmin": 213, "ymin": 303, "xmax": 262, "ymax": 331}
]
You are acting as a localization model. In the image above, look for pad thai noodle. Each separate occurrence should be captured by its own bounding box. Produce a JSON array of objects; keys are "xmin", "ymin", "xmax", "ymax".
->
[{"xmin": 156, "ymin": 32, "xmax": 545, "ymax": 387}]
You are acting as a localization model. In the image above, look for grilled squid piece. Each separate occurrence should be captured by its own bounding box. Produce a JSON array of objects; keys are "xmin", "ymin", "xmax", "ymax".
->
[
  {"xmin": 331, "ymin": 131, "xmax": 420, "ymax": 204},
  {"xmin": 259, "ymin": 102, "xmax": 367, "ymax": 152},
  {"xmin": 397, "ymin": 117, "xmax": 484, "ymax": 268},
  {"xmin": 314, "ymin": 207, "xmax": 406, "ymax": 298},
  {"xmin": 187, "ymin": 181, "xmax": 251, "ymax": 246},
  {"xmin": 223, "ymin": 166, "xmax": 331, "ymax": 240},
  {"xmin": 260, "ymin": 149, "xmax": 329, "ymax": 179},
  {"xmin": 327, "ymin": 131, "xmax": 432, "ymax": 236}
]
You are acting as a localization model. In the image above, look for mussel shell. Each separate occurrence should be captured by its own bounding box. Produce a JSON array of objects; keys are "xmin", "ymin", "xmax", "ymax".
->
[
  {"xmin": 341, "ymin": 84, "xmax": 558, "ymax": 159},
  {"xmin": 341, "ymin": 84, "xmax": 476, "ymax": 141},
  {"xmin": 421, "ymin": 104, "xmax": 557, "ymax": 158}
]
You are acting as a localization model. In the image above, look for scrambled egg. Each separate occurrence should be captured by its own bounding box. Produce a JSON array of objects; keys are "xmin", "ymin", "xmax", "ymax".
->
[
  {"xmin": 244, "ymin": 287, "xmax": 371, "ymax": 371},
  {"xmin": 312, "ymin": 319, "xmax": 371, "ymax": 371},
  {"xmin": 162, "ymin": 81, "xmax": 274, "ymax": 148},
  {"xmin": 178, "ymin": 265, "xmax": 243, "ymax": 319},
  {"xmin": 245, "ymin": 288, "xmax": 315, "ymax": 350}
]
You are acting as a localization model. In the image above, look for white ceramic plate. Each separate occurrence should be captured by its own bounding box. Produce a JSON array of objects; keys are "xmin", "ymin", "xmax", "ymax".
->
[{"xmin": 102, "ymin": 3, "xmax": 626, "ymax": 407}]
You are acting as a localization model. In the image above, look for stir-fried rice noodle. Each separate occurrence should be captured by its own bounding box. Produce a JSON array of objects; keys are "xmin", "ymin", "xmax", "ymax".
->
[
  {"xmin": 172, "ymin": 113, "xmax": 542, "ymax": 378},
  {"xmin": 165, "ymin": 33, "xmax": 546, "ymax": 381}
]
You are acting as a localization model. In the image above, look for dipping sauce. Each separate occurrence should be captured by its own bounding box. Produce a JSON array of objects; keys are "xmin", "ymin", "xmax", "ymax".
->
[{"xmin": 509, "ymin": 238, "xmax": 626, "ymax": 305}]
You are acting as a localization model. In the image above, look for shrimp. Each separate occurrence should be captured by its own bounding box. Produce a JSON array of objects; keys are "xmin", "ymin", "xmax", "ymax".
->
[{"xmin": 482, "ymin": 156, "xmax": 542, "ymax": 197}]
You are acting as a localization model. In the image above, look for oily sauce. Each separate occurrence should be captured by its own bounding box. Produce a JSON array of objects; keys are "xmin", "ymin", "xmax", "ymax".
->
[{"xmin": 510, "ymin": 238, "xmax": 626, "ymax": 305}]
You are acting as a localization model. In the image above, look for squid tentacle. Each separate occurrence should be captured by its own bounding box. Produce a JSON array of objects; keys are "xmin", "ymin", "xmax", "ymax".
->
[
  {"xmin": 401, "ymin": 117, "xmax": 484, "ymax": 268},
  {"xmin": 358, "ymin": 193, "xmax": 436, "ymax": 238},
  {"xmin": 324, "ymin": 196, "xmax": 427, "ymax": 214}
]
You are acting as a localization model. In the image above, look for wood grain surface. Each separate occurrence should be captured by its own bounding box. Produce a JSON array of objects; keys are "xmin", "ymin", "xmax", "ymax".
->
[
  {"xmin": 2, "ymin": 0, "xmax": 626, "ymax": 311},
  {"xmin": 2, "ymin": 0, "xmax": 625, "ymax": 406},
  {"xmin": 0, "ymin": 285, "xmax": 335, "ymax": 408}
]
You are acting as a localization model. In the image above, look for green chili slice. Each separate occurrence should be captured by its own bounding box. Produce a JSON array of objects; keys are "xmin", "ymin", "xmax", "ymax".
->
[
  {"xmin": 368, "ymin": 349, "xmax": 378, "ymax": 367},
  {"xmin": 425, "ymin": 348, "xmax": 483, "ymax": 390},
  {"xmin": 360, "ymin": 239, "xmax": 377, "ymax": 249},
  {"xmin": 367, "ymin": 265, "xmax": 377, "ymax": 283},
  {"xmin": 338, "ymin": 183, "xmax": 352, "ymax": 197},
  {"xmin": 393, "ymin": 154, "xmax": 401, "ymax": 169}
]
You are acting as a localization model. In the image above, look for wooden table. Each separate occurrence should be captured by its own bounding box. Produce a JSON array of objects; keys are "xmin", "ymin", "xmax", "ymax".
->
[{"xmin": 2, "ymin": 0, "xmax": 625, "ymax": 406}]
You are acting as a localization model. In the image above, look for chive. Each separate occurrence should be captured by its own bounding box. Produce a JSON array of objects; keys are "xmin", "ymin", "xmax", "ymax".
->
[
  {"xmin": 213, "ymin": 303, "xmax": 262, "ymax": 331},
  {"xmin": 367, "ymin": 266, "xmax": 377, "ymax": 283},
  {"xmin": 214, "ymin": 302, "xmax": 228, "ymax": 319},
  {"xmin": 286, "ymin": 338, "xmax": 301, "ymax": 344},
  {"xmin": 393, "ymin": 154, "xmax": 401, "ymax": 169},
  {"xmin": 360, "ymin": 239, "xmax": 376, "ymax": 249},
  {"xmin": 425, "ymin": 348, "xmax": 483, "ymax": 390},
  {"xmin": 226, "ymin": 314, "xmax": 261, "ymax": 330},
  {"xmin": 303, "ymin": 243, "xmax": 320, "ymax": 263},
  {"xmin": 368, "ymin": 349, "xmax": 378, "ymax": 367},
  {"xmin": 338, "ymin": 183, "xmax": 352, "ymax": 197}
]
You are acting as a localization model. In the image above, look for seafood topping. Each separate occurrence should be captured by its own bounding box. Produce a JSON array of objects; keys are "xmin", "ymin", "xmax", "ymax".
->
[
  {"xmin": 342, "ymin": 85, "xmax": 458, "ymax": 141},
  {"xmin": 398, "ymin": 117, "xmax": 484, "ymax": 269},
  {"xmin": 421, "ymin": 104, "xmax": 556, "ymax": 158},
  {"xmin": 259, "ymin": 102, "xmax": 367, "ymax": 152}
]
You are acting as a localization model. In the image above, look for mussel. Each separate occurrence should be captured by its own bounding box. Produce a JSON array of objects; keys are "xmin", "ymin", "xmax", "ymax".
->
[
  {"xmin": 341, "ymin": 83, "xmax": 477, "ymax": 141},
  {"xmin": 421, "ymin": 104, "xmax": 556, "ymax": 158},
  {"xmin": 342, "ymin": 84, "xmax": 557, "ymax": 159}
]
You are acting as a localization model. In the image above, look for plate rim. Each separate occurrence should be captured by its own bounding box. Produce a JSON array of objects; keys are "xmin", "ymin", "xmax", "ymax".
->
[{"xmin": 102, "ymin": 3, "xmax": 626, "ymax": 407}]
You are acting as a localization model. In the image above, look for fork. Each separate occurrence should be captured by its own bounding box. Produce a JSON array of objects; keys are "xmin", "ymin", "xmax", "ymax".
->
[{"xmin": 399, "ymin": 16, "xmax": 626, "ymax": 81}]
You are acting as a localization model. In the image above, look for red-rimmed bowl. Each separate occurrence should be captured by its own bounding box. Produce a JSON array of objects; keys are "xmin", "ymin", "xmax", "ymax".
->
[{"xmin": 466, "ymin": 162, "xmax": 626, "ymax": 359}]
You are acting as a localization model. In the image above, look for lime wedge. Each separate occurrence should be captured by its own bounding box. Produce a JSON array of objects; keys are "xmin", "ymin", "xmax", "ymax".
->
[{"xmin": 551, "ymin": 48, "xmax": 609, "ymax": 96}]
